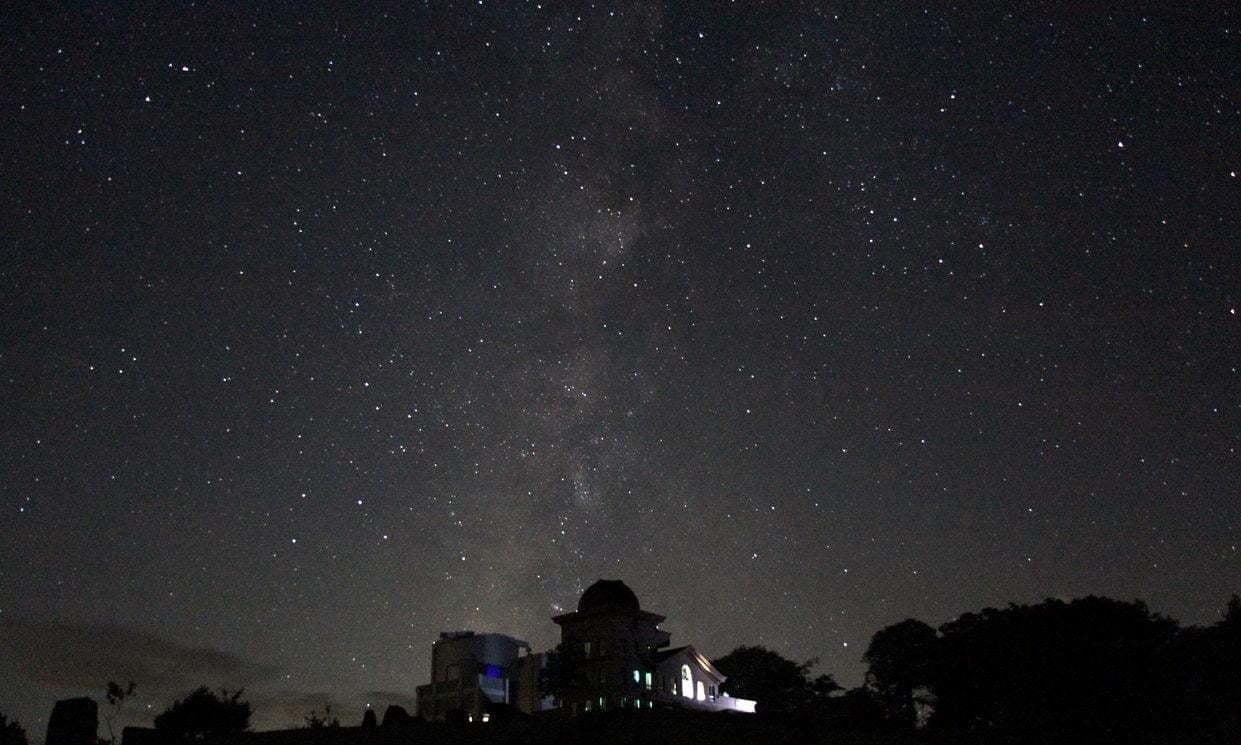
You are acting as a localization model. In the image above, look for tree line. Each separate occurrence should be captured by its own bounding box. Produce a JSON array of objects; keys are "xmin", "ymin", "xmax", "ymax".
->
[
  {"xmin": 716, "ymin": 594, "xmax": 1240, "ymax": 742},
  {"xmin": 1, "ymin": 593, "xmax": 1236, "ymax": 744}
]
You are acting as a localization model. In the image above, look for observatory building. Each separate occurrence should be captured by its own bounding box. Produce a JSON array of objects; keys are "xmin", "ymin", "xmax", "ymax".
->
[{"xmin": 415, "ymin": 579, "xmax": 756, "ymax": 721}]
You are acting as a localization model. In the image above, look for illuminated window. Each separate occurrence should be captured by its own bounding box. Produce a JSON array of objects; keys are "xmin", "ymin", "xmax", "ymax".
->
[
  {"xmin": 633, "ymin": 669, "xmax": 640, "ymax": 683},
  {"xmin": 583, "ymin": 641, "xmax": 592, "ymax": 658},
  {"xmin": 644, "ymin": 671, "xmax": 652, "ymax": 690},
  {"xmin": 681, "ymin": 664, "xmax": 693, "ymax": 698},
  {"xmin": 481, "ymin": 713, "xmax": 490, "ymax": 723},
  {"xmin": 696, "ymin": 681, "xmax": 706, "ymax": 701}
]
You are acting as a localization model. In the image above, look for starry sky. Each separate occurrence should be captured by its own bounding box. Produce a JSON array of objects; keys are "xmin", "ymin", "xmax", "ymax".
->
[{"xmin": 1, "ymin": 2, "xmax": 1238, "ymax": 733}]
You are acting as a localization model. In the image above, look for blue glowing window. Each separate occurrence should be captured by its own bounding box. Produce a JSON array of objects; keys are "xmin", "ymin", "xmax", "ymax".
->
[{"xmin": 483, "ymin": 664, "xmax": 504, "ymax": 679}]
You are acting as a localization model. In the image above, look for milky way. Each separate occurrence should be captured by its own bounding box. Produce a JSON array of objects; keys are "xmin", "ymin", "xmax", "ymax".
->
[{"xmin": 1, "ymin": 3, "xmax": 1237, "ymax": 732}]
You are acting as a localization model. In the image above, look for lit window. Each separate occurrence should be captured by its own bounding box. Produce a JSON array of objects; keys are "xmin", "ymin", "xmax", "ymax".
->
[
  {"xmin": 681, "ymin": 664, "xmax": 693, "ymax": 698},
  {"xmin": 644, "ymin": 671, "xmax": 652, "ymax": 689},
  {"xmin": 633, "ymin": 669, "xmax": 640, "ymax": 683},
  {"xmin": 696, "ymin": 681, "xmax": 706, "ymax": 701},
  {"xmin": 584, "ymin": 641, "xmax": 592, "ymax": 658},
  {"xmin": 481, "ymin": 713, "xmax": 490, "ymax": 723}
]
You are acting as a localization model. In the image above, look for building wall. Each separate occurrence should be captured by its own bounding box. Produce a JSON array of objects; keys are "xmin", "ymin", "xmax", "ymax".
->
[
  {"xmin": 554, "ymin": 611, "xmax": 671, "ymax": 712},
  {"xmin": 430, "ymin": 631, "xmax": 528, "ymax": 684},
  {"xmin": 656, "ymin": 654, "xmax": 720, "ymax": 704},
  {"xmin": 414, "ymin": 583, "xmax": 756, "ymax": 718},
  {"xmin": 417, "ymin": 632, "xmax": 530, "ymax": 721},
  {"xmin": 514, "ymin": 653, "xmax": 556, "ymax": 714},
  {"xmin": 651, "ymin": 648, "xmax": 753, "ymax": 713}
]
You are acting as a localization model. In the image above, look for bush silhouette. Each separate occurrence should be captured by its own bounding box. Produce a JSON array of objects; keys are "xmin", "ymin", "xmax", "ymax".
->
[
  {"xmin": 154, "ymin": 687, "xmax": 250, "ymax": 741},
  {"xmin": 0, "ymin": 714, "xmax": 27, "ymax": 745},
  {"xmin": 713, "ymin": 645, "xmax": 838, "ymax": 715},
  {"xmin": 302, "ymin": 706, "xmax": 338, "ymax": 729}
]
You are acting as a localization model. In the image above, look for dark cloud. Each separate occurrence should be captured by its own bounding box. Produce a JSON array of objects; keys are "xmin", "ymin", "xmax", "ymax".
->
[{"xmin": 0, "ymin": 619, "xmax": 277, "ymax": 691}]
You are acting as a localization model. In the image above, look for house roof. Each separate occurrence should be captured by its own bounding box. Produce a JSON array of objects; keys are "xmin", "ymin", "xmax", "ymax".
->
[
  {"xmin": 654, "ymin": 645, "xmax": 727, "ymax": 682},
  {"xmin": 654, "ymin": 646, "xmax": 690, "ymax": 662}
]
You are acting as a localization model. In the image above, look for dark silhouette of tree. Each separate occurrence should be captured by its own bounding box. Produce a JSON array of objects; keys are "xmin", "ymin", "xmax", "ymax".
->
[
  {"xmin": 809, "ymin": 672, "xmax": 843, "ymax": 698},
  {"xmin": 103, "ymin": 681, "xmax": 136, "ymax": 744},
  {"xmin": 302, "ymin": 706, "xmax": 338, "ymax": 729},
  {"xmin": 0, "ymin": 714, "xmax": 27, "ymax": 745},
  {"xmin": 713, "ymin": 646, "xmax": 837, "ymax": 715},
  {"xmin": 864, "ymin": 618, "xmax": 937, "ymax": 726},
  {"xmin": 818, "ymin": 687, "xmax": 890, "ymax": 730},
  {"xmin": 360, "ymin": 709, "xmax": 377, "ymax": 729},
  {"xmin": 1216, "ymin": 594, "xmax": 1241, "ymax": 728},
  {"xmin": 542, "ymin": 642, "xmax": 588, "ymax": 705},
  {"xmin": 154, "ymin": 687, "xmax": 250, "ymax": 741},
  {"xmin": 928, "ymin": 596, "xmax": 1177, "ymax": 740},
  {"xmin": 1173, "ymin": 594, "xmax": 1241, "ymax": 736}
]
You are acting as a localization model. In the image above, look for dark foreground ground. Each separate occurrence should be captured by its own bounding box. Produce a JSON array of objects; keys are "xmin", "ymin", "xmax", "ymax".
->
[{"xmin": 123, "ymin": 709, "xmax": 1239, "ymax": 745}]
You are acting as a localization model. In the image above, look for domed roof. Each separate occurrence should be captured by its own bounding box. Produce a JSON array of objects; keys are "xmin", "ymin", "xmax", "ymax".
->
[{"xmin": 578, "ymin": 579, "xmax": 641, "ymax": 613}]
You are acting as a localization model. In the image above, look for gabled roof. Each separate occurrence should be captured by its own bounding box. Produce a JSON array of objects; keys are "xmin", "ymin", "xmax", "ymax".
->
[
  {"xmin": 654, "ymin": 646, "xmax": 690, "ymax": 662},
  {"xmin": 654, "ymin": 644, "xmax": 727, "ymax": 683}
]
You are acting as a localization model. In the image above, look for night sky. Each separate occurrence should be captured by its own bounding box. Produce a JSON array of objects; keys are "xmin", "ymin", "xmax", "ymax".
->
[{"xmin": 2, "ymin": 3, "xmax": 1238, "ymax": 733}]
